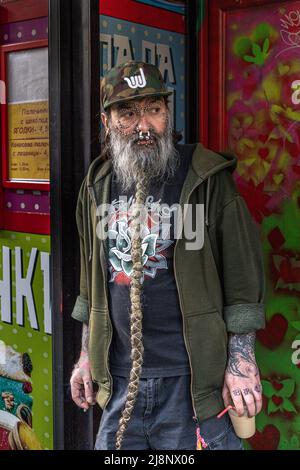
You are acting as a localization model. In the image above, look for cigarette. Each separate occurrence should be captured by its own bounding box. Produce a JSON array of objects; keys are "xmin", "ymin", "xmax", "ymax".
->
[{"xmin": 217, "ymin": 405, "xmax": 233, "ymax": 419}]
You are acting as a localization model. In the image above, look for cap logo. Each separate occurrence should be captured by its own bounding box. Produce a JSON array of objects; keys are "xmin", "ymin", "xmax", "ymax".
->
[{"xmin": 124, "ymin": 68, "xmax": 147, "ymax": 89}]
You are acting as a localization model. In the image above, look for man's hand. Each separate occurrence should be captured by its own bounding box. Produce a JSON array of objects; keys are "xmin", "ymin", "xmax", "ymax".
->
[
  {"xmin": 222, "ymin": 332, "xmax": 262, "ymax": 418},
  {"xmin": 70, "ymin": 351, "xmax": 96, "ymax": 410}
]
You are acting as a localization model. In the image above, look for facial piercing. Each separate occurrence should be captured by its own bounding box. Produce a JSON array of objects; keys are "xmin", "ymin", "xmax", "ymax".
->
[{"xmin": 138, "ymin": 130, "xmax": 151, "ymax": 141}]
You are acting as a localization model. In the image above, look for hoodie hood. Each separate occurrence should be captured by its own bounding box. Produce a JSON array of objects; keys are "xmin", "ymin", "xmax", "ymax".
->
[
  {"xmin": 191, "ymin": 142, "xmax": 237, "ymax": 178},
  {"xmin": 85, "ymin": 156, "xmax": 111, "ymax": 261},
  {"xmin": 84, "ymin": 143, "xmax": 237, "ymax": 261},
  {"xmin": 190, "ymin": 143, "xmax": 237, "ymax": 227}
]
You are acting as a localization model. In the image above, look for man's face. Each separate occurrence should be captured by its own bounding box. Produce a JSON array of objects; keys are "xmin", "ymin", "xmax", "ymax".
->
[
  {"xmin": 101, "ymin": 96, "xmax": 178, "ymax": 192},
  {"xmin": 102, "ymin": 96, "xmax": 168, "ymax": 141}
]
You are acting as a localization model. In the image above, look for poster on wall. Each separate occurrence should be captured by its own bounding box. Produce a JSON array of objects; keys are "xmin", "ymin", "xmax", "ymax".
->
[
  {"xmin": 100, "ymin": 0, "xmax": 186, "ymax": 140},
  {"xmin": 8, "ymin": 101, "xmax": 49, "ymax": 181},
  {"xmin": 0, "ymin": 231, "xmax": 52, "ymax": 450},
  {"xmin": 133, "ymin": 0, "xmax": 186, "ymax": 14},
  {"xmin": 0, "ymin": 18, "xmax": 50, "ymax": 235},
  {"xmin": 7, "ymin": 47, "xmax": 49, "ymax": 182}
]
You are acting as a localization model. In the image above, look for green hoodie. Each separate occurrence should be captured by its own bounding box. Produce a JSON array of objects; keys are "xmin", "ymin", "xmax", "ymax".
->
[{"xmin": 71, "ymin": 142, "xmax": 265, "ymax": 422}]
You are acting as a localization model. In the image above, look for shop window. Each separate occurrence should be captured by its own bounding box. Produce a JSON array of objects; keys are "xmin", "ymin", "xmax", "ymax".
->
[{"xmin": 0, "ymin": 39, "xmax": 49, "ymax": 234}]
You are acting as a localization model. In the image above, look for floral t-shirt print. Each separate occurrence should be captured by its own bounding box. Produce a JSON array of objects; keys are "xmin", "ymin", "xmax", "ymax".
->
[{"xmin": 107, "ymin": 195, "xmax": 175, "ymax": 285}]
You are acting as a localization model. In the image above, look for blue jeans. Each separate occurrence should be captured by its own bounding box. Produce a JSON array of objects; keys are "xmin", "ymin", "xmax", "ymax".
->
[{"xmin": 94, "ymin": 375, "xmax": 243, "ymax": 451}]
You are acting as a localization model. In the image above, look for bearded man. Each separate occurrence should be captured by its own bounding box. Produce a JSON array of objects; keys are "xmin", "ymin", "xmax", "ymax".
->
[{"xmin": 70, "ymin": 61, "xmax": 265, "ymax": 451}]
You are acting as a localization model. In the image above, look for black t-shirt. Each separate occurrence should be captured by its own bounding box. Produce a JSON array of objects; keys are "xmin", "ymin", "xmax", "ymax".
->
[{"xmin": 107, "ymin": 144, "xmax": 195, "ymax": 377}]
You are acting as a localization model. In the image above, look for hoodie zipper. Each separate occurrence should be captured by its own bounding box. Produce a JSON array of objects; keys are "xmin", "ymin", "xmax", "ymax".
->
[
  {"xmin": 100, "ymin": 238, "xmax": 113, "ymax": 408},
  {"xmin": 173, "ymin": 179, "xmax": 204, "ymax": 426},
  {"xmin": 88, "ymin": 185, "xmax": 113, "ymax": 408}
]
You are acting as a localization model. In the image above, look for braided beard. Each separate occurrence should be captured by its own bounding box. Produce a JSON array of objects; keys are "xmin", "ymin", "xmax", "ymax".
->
[
  {"xmin": 107, "ymin": 116, "xmax": 179, "ymax": 449},
  {"xmin": 115, "ymin": 174, "xmax": 148, "ymax": 451},
  {"xmin": 108, "ymin": 118, "xmax": 179, "ymax": 192}
]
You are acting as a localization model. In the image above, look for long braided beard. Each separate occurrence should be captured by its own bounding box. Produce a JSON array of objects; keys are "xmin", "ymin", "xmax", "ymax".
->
[
  {"xmin": 115, "ymin": 173, "xmax": 148, "ymax": 451},
  {"xmin": 109, "ymin": 115, "xmax": 179, "ymax": 449},
  {"xmin": 108, "ymin": 116, "xmax": 179, "ymax": 192}
]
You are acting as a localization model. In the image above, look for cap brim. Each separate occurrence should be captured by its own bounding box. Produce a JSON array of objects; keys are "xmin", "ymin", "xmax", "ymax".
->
[{"xmin": 103, "ymin": 90, "xmax": 173, "ymax": 110}]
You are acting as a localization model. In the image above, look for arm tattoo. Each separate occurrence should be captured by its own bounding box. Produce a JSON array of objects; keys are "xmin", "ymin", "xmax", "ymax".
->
[
  {"xmin": 226, "ymin": 332, "xmax": 258, "ymax": 378},
  {"xmin": 81, "ymin": 323, "xmax": 89, "ymax": 353},
  {"xmin": 73, "ymin": 324, "xmax": 90, "ymax": 370}
]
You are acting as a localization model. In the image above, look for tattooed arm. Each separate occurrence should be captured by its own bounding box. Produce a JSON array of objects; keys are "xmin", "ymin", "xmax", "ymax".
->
[
  {"xmin": 222, "ymin": 332, "xmax": 262, "ymax": 417},
  {"xmin": 80, "ymin": 323, "xmax": 89, "ymax": 353},
  {"xmin": 70, "ymin": 323, "xmax": 95, "ymax": 410}
]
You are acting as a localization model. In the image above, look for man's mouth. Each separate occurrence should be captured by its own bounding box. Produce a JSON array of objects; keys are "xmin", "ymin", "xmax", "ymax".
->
[
  {"xmin": 134, "ymin": 135, "xmax": 157, "ymax": 145},
  {"xmin": 137, "ymin": 139, "xmax": 154, "ymax": 145}
]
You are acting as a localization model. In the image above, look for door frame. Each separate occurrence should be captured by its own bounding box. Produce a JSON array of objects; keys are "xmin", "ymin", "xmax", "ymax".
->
[
  {"xmin": 200, "ymin": 0, "xmax": 282, "ymax": 149},
  {"xmin": 49, "ymin": 0, "xmax": 100, "ymax": 450}
]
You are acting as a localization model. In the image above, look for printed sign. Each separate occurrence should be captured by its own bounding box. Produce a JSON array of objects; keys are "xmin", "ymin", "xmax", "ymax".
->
[{"xmin": 8, "ymin": 101, "xmax": 49, "ymax": 181}]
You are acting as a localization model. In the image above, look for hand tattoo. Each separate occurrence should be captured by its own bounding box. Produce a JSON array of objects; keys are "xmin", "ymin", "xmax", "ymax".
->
[{"xmin": 226, "ymin": 332, "xmax": 259, "ymax": 378}]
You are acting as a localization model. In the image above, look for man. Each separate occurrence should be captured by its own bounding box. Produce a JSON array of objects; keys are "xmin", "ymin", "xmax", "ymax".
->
[{"xmin": 70, "ymin": 61, "xmax": 265, "ymax": 450}]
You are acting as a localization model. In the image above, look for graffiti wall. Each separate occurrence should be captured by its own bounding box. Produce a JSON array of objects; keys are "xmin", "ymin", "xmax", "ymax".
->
[
  {"xmin": 100, "ymin": 0, "xmax": 186, "ymax": 140},
  {"xmin": 225, "ymin": 1, "xmax": 300, "ymax": 449}
]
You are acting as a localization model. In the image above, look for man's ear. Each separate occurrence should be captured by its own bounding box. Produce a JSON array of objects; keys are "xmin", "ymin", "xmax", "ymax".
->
[{"xmin": 101, "ymin": 112, "xmax": 108, "ymax": 130}]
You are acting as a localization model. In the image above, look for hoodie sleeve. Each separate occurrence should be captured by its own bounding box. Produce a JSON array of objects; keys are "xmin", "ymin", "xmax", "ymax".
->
[
  {"xmin": 208, "ymin": 172, "xmax": 266, "ymax": 334},
  {"xmin": 71, "ymin": 177, "xmax": 90, "ymax": 324}
]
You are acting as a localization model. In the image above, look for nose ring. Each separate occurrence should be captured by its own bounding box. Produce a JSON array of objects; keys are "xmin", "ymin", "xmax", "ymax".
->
[{"xmin": 138, "ymin": 130, "xmax": 151, "ymax": 141}]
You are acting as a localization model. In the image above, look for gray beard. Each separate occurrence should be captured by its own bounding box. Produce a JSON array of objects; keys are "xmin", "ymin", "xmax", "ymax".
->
[{"xmin": 108, "ymin": 119, "xmax": 179, "ymax": 192}]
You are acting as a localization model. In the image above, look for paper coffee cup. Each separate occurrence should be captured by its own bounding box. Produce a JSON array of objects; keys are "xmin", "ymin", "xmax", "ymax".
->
[{"xmin": 228, "ymin": 407, "xmax": 255, "ymax": 439}]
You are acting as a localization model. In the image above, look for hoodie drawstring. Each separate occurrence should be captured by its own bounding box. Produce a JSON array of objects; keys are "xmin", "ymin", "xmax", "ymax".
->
[
  {"xmin": 87, "ymin": 188, "xmax": 92, "ymax": 262},
  {"xmin": 87, "ymin": 186, "xmax": 98, "ymax": 262},
  {"xmin": 205, "ymin": 176, "xmax": 211, "ymax": 227}
]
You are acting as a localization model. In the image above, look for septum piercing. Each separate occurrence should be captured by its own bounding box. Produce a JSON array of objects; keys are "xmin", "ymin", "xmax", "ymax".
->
[{"xmin": 138, "ymin": 130, "xmax": 151, "ymax": 141}]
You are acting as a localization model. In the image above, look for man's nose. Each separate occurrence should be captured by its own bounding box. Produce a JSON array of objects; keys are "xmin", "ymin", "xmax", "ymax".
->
[{"xmin": 137, "ymin": 112, "xmax": 150, "ymax": 132}]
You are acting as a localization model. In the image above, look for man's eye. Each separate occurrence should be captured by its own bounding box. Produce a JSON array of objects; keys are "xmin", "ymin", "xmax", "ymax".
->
[
  {"xmin": 121, "ymin": 110, "xmax": 135, "ymax": 118},
  {"xmin": 149, "ymin": 107, "xmax": 161, "ymax": 114}
]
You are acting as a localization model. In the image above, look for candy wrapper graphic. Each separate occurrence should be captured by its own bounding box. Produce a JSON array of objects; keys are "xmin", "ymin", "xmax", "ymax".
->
[{"xmin": 0, "ymin": 343, "xmax": 43, "ymax": 450}]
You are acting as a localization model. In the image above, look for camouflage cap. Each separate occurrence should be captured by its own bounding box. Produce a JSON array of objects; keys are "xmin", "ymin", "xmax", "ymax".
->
[{"xmin": 101, "ymin": 61, "xmax": 173, "ymax": 111}]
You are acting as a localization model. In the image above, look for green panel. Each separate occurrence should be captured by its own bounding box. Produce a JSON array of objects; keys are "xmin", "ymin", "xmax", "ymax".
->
[{"xmin": 0, "ymin": 230, "xmax": 52, "ymax": 450}]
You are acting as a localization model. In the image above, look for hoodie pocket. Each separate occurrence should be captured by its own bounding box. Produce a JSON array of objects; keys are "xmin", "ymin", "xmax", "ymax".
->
[
  {"xmin": 185, "ymin": 310, "xmax": 228, "ymax": 396},
  {"xmin": 88, "ymin": 307, "xmax": 110, "ymax": 383}
]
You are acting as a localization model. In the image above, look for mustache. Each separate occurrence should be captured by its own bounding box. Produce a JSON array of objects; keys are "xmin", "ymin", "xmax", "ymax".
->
[{"xmin": 123, "ymin": 130, "xmax": 159, "ymax": 144}]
